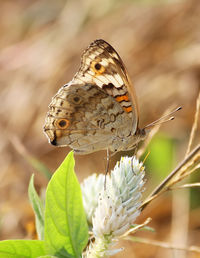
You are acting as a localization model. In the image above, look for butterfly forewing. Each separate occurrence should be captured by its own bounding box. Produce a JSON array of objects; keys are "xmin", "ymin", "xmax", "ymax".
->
[{"xmin": 73, "ymin": 39, "xmax": 139, "ymax": 132}]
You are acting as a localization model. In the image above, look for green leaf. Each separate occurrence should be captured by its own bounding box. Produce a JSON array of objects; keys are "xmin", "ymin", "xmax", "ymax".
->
[
  {"xmin": 27, "ymin": 156, "xmax": 52, "ymax": 180},
  {"xmin": 0, "ymin": 240, "xmax": 45, "ymax": 258},
  {"xmin": 38, "ymin": 256, "xmax": 58, "ymax": 258},
  {"xmin": 28, "ymin": 175, "xmax": 45, "ymax": 240},
  {"xmin": 44, "ymin": 151, "xmax": 88, "ymax": 258}
]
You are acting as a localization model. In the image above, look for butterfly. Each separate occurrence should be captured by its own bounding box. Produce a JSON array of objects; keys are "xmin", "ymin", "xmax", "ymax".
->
[{"xmin": 44, "ymin": 39, "xmax": 179, "ymax": 154}]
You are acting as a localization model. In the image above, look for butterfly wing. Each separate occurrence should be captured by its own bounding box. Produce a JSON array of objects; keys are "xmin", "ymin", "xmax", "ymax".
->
[
  {"xmin": 44, "ymin": 39, "xmax": 140, "ymax": 154},
  {"xmin": 73, "ymin": 39, "xmax": 139, "ymax": 133},
  {"xmin": 44, "ymin": 82, "xmax": 134, "ymax": 154}
]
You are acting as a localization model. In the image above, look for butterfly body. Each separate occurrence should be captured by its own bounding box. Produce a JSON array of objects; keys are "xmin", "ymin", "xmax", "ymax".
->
[{"xmin": 44, "ymin": 39, "xmax": 146, "ymax": 154}]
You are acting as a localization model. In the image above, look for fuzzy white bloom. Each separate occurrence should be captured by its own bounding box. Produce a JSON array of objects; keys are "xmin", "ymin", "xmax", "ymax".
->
[
  {"xmin": 82, "ymin": 156, "xmax": 145, "ymax": 258},
  {"xmin": 81, "ymin": 173, "xmax": 104, "ymax": 224}
]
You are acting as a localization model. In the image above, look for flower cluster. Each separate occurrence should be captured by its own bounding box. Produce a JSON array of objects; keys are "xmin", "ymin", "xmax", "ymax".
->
[{"xmin": 81, "ymin": 156, "xmax": 145, "ymax": 257}]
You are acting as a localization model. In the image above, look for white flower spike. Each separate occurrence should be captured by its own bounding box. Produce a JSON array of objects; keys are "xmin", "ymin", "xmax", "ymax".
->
[{"xmin": 82, "ymin": 156, "xmax": 145, "ymax": 257}]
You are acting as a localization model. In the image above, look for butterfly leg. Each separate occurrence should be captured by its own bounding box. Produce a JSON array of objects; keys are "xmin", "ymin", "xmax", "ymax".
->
[
  {"xmin": 131, "ymin": 156, "xmax": 136, "ymax": 175},
  {"xmin": 106, "ymin": 148, "xmax": 110, "ymax": 174},
  {"xmin": 131, "ymin": 144, "xmax": 139, "ymax": 174},
  {"xmin": 132, "ymin": 144, "xmax": 138, "ymax": 156},
  {"xmin": 104, "ymin": 148, "xmax": 110, "ymax": 190}
]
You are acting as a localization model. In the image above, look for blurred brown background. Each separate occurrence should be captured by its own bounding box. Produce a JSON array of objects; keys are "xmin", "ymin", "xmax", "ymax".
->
[{"xmin": 0, "ymin": 0, "xmax": 200, "ymax": 257}]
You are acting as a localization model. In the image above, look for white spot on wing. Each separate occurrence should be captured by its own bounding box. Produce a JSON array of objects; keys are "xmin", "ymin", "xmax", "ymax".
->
[
  {"xmin": 89, "ymin": 53, "xmax": 96, "ymax": 59},
  {"xmin": 105, "ymin": 74, "xmax": 122, "ymax": 87},
  {"xmin": 111, "ymin": 52, "xmax": 119, "ymax": 60},
  {"xmin": 84, "ymin": 57, "xmax": 91, "ymax": 66},
  {"xmin": 92, "ymin": 77, "xmax": 104, "ymax": 87},
  {"xmin": 100, "ymin": 59, "xmax": 109, "ymax": 66},
  {"xmin": 113, "ymin": 73, "xmax": 124, "ymax": 86},
  {"xmin": 98, "ymin": 75, "xmax": 111, "ymax": 84},
  {"xmin": 84, "ymin": 72, "xmax": 94, "ymax": 82}
]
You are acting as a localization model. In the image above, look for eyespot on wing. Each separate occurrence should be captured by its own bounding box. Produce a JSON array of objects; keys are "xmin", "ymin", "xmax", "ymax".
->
[{"xmin": 56, "ymin": 118, "xmax": 70, "ymax": 129}]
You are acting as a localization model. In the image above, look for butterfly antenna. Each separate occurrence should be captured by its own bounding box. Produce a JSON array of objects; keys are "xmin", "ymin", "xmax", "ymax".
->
[{"xmin": 143, "ymin": 106, "xmax": 182, "ymax": 129}]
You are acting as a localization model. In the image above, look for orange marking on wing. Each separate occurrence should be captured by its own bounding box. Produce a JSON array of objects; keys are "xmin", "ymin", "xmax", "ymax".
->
[
  {"xmin": 123, "ymin": 106, "xmax": 132, "ymax": 113},
  {"xmin": 115, "ymin": 94, "xmax": 129, "ymax": 102},
  {"xmin": 56, "ymin": 130, "xmax": 62, "ymax": 137}
]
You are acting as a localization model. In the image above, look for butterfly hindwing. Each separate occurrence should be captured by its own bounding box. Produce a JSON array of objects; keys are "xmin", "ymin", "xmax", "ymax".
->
[{"xmin": 44, "ymin": 82, "xmax": 134, "ymax": 153}]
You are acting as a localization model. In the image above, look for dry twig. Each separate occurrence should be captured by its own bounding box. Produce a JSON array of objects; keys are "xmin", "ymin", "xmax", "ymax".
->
[
  {"xmin": 141, "ymin": 144, "xmax": 200, "ymax": 210},
  {"xmin": 185, "ymin": 90, "xmax": 200, "ymax": 156},
  {"xmin": 124, "ymin": 236, "xmax": 200, "ymax": 254}
]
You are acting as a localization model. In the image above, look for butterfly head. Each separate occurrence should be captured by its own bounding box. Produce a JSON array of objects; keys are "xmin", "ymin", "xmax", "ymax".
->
[
  {"xmin": 130, "ymin": 127, "xmax": 147, "ymax": 148},
  {"xmin": 136, "ymin": 127, "xmax": 146, "ymax": 139}
]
